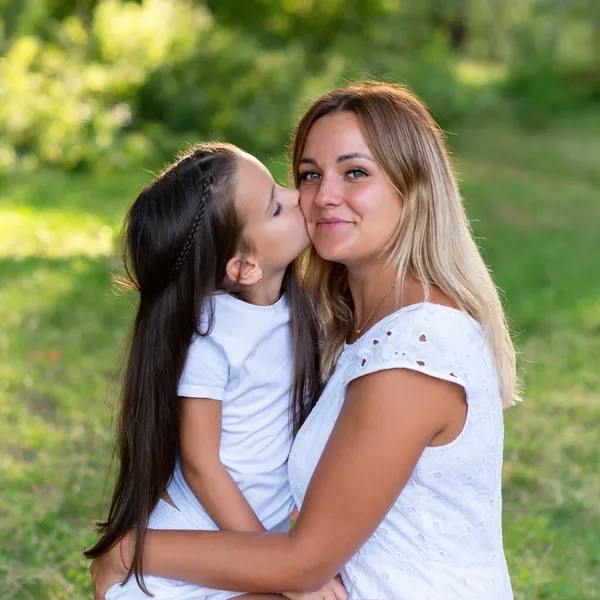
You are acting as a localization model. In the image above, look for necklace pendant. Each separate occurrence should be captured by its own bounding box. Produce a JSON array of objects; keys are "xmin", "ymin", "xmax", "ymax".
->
[{"xmin": 353, "ymin": 281, "xmax": 396, "ymax": 336}]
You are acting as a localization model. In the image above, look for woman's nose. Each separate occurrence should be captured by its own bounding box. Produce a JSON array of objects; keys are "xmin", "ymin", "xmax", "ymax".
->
[{"xmin": 314, "ymin": 175, "xmax": 342, "ymax": 207}]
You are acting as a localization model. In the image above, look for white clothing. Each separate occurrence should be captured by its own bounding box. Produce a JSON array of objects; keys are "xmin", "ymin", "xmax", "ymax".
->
[
  {"xmin": 105, "ymin": 500, "xmax": 245, "ymax": 600},
  {"xmin": 288, "ymin": 302, "xmax": 513, "ymax": 600},
  {"xmin": 113, "ymin": 292, "xmax": 295, "ymax": 599},
  {"xmin": 169, "ymin": 292, "xmax": 295, "ymax": 534}
]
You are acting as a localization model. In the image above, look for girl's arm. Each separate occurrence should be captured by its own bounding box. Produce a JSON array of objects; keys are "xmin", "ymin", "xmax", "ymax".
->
[
  {"xmin": 173, "ymin": 398, "xmax": 347, "ymax": 600},
  {"xmin": 93, "ymin": 368, "xmax": 465, "ymax": 597},
  {"xmin": 179, "ymin": 396, "xmax": 265, "ymax": 532}
]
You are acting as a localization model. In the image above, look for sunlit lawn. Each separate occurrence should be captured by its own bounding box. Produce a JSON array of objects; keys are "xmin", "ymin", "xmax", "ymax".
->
[{"xmin": 1, "ymin": 114, "xmax": 599, "ymax": 599}]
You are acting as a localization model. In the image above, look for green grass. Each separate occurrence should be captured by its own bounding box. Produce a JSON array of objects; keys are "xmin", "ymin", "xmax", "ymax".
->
[
  {"xmin": 1, "ymin": 115, "xmax": 599, "ymax": 599},
  {"xmin": 454, "ymin": 117, "xmax": 600, "ymax": 598}
]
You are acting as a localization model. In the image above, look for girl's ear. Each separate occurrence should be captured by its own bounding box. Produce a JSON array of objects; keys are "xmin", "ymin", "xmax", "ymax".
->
[{"xmin": 225, "ymin": 253, "xmax": 262, "ymax": 286}]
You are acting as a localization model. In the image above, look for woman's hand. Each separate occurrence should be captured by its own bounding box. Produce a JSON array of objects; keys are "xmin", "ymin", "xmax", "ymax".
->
[
  {"xmin": 90, "ymin": 533, "xmax": 133, "ymax": 600},
  {"xmin": 283, "ymin": 576, "xmax": 348, "ymax": 600}
]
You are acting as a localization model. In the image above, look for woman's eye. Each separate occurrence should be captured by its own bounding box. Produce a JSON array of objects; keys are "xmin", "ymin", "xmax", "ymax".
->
[
  {"xmin": 273, "ymin": 202, "xmax": 283, "ymax": 217},
  {"xmin": 299, "ymin": 171, "xmax": 320, "ymax": 182},
  {"xmin": 346, "ymin": 168, "xmax": 368, "ymax": 179}
]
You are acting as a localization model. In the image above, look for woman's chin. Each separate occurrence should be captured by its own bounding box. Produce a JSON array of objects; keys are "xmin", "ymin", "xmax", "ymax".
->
[
  {"xmin": 313, "ymin": 247, "xmax": 349, "ymax": 264},
  {"xmin": 309, "ymin": 231, "xmax": 356, "ymax": 264}
]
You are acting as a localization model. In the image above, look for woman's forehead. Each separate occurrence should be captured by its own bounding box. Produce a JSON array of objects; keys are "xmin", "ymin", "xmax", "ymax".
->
[{"xmin": 302, "ymin": 112, "xmax": 371, "ymax": 160}]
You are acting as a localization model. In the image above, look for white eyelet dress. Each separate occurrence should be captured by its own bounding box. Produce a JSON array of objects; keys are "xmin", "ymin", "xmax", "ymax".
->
[{"xmin": 288, "ymin": 303, "xmax": 513, "ymax": 600}]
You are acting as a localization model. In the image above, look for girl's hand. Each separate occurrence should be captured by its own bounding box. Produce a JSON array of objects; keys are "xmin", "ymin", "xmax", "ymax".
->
[
  {"xmin": 89, "ymin": 533, "xmax": 133, "ymax": 600},
  {"xmin": 283, "ymin": 576, "xmax": 348, "ymax": 600}
]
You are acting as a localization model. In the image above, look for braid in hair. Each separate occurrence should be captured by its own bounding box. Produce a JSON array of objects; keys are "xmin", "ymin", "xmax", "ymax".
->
[{"xmin": 168, "ymin": 174, "xmax": 214, "ymax": 282}]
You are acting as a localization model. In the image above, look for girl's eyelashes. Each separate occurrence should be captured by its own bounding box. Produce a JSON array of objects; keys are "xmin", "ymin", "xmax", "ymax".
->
[{"xmin": 273, "ymin": 202, "xmax": 283, "ymax": 217}]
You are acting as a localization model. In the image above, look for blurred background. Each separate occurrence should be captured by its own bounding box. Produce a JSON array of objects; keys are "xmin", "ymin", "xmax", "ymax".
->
[{"xmin": 0, "ymin": 1, "xmax": 599, "ymax": 598}]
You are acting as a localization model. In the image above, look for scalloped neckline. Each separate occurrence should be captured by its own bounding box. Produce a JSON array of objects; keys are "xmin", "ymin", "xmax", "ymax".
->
[{"xmin": 344, "ymin": 302, "xmax": 480, "ymax": 348}]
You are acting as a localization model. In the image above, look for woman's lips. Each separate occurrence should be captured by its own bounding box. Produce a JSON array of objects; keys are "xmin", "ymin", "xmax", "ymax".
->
[{"xmin": 317, "ymin": 219, "xmax": 351, "ymax": 230}]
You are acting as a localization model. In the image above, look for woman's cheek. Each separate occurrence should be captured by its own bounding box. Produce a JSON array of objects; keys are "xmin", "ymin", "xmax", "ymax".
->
[
  {"xmin": 299, "ymin": 186, "xmax": 315, "ymax": 213},
  {"xmin": 299, "ymin": 196, "xmax": 309, "ymax": 217},
  {"xmin": 352, "ymin": 188, "xmax": 377, "ymax": 214}
]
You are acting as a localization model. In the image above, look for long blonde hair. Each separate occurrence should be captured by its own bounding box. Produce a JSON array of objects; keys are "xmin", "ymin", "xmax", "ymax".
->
[{"xmin": 291, "ymin": 81, "xmax": 519, "ymax": 407}]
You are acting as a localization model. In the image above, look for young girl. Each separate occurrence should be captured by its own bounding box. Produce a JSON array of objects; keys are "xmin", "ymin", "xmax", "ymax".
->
[{"xmin": 84, "ymin": 142, "xmax": 347, "ymax": 600}]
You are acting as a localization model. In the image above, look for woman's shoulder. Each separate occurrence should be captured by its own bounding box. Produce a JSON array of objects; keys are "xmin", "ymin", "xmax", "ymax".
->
[
  {"xmin": 359, "ymin": 301, "xmax": 481, "ymax": 346},
  {"xmin": 342, "ymin": 302, "xmax": 486, "ymax": 387}
]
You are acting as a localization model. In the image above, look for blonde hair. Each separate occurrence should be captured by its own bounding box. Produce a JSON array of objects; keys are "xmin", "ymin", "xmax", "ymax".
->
[{"xmin": 291, "ymin": 81, "xmax": 519, "ymax": 407}]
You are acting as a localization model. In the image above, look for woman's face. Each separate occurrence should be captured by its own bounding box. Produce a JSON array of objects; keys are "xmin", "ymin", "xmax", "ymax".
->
[
  {"xmin": 298, "ymin": 111, "xmax": 401, "ymax": 267},
  {"xmin": 235, "ymin": 152, "xmax": 310, "ymax": 274}
]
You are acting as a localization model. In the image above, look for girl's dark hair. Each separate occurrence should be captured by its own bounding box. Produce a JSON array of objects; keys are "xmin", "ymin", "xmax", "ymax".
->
[{"xmin": 83, "ymin": 142, "xmax": 320, "ymax": 592}]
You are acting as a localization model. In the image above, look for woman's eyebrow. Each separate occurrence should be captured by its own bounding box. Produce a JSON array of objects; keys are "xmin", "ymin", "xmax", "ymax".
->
[
  {"xmin": 299, "ymin": 152, "xmax": 374, "ymax": 166},
  {"xmin": 337, "ymin": 152, "xmax": 374, "ymax": 163}
]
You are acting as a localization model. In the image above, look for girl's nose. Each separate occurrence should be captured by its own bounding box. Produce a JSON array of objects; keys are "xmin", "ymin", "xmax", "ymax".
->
[{"xmin": 283, "ymin": 187, "xmax": 300, "ymax": 207}]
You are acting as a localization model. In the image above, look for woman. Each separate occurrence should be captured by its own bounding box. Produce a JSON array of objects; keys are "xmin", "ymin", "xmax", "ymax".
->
[{"xmin": 91, "ymin": 81, "xmax": 517, "ymax": 600}]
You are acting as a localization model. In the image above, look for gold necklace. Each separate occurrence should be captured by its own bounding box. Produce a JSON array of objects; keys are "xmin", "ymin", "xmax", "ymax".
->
[{"xmin": 355, "ymin": 282, "xmax": 397, "ymax": 334}]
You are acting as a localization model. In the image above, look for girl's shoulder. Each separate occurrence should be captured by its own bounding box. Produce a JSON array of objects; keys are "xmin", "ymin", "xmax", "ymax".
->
[
  {"xmin": 202, "ymin": 293, "xmax": 291, "ymax": 363},
  {"xmin": 207, "ymin": 292, "xmax": 289, "ymax": 335}
]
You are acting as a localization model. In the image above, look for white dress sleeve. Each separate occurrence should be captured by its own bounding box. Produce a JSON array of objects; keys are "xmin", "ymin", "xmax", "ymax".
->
[
  {"xmin": 178, "ymin": 333, "xmax": 229, "ymax": 400},
  {"xmin": 347, "ymin": 304, "xmax": 481, "ymax": 396}
]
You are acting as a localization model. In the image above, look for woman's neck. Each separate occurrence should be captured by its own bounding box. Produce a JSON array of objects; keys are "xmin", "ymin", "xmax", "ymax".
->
[{"xmin": 347, "ymin": 264, "xmax": 424, "ymax": 342}]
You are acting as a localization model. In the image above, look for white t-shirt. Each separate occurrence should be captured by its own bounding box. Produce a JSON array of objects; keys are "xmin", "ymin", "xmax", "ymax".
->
[
  {"xmin": 289, "ymin": 302, "xmax": 513, "ymax": 599},
  {"xmin": 167, "ymin": 292, "xmax": 295, "ymax": 533}
]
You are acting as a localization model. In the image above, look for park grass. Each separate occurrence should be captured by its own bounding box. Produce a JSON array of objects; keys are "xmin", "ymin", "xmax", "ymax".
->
[{"xmin": 0, "ymin": 115, "xmax": 599, "ymax": 599}]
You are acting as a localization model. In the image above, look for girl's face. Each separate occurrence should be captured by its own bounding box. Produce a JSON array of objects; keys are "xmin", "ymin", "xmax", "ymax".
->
[
  {"xmin": 298, "ymin": 111, "xmax": 401, "ymax": 267},
  {"xmin": 235, "ymin": 152, "xmax": 309, "ymax": 275}
]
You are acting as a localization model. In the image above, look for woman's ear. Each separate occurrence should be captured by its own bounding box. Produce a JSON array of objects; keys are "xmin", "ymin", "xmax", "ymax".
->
[{"xmin": 225, "ymin": 253, "xmax": 262, "ymax": 286}]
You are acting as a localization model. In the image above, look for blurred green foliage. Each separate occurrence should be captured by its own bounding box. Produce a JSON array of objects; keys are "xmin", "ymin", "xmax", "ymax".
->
[
  {"xmin": 0, "ymin": 0, "xmax": 598, "ymax": 171},
  {"xmin": 1, "ymin": 2, "xmax": 599, "ymax": 598}
]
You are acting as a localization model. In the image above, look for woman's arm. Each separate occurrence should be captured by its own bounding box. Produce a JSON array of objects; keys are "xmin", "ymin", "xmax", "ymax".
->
[
  {"xmin": 179, "ymin": 396, "xmax": 265, "ymax": 532},
  {"xmin": 95, "ymin": 368, "xmax": 465, "ymax": 594}
]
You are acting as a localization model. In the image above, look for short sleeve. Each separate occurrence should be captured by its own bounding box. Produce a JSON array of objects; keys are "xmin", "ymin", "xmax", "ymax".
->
[
  {"xmin": 178, "ymin": 333, "xmax": 229, "ymax": 400},
  {"xmin": 347, "ymin": 305, "xmax": 481, "ymax": 393}
]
